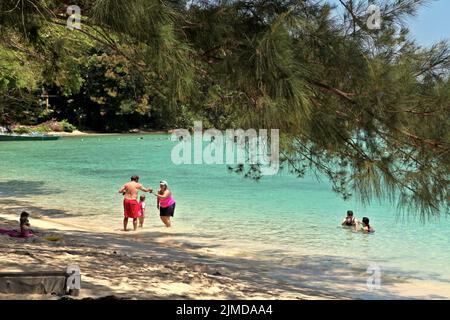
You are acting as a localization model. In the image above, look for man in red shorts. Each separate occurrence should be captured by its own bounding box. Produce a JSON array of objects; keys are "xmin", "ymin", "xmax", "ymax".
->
[{"xmin": 118, "ymin": 175, "xmax": 152, "ymax": 231}]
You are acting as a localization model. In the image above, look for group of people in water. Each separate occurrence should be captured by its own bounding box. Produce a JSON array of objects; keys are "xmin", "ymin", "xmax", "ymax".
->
[
  {"xmin": 1, "ymin": 183, "xmax": 374, "ymax": 237},
  {"xmin": 118, "ymin": 175, "xmax": 176, "ymax": 231},
  {"xmin": 341, "ymin": 210, "xmax": 375, "ymax": 233},
  {"xmin": 118, "ymin": 175, "xmax": 374, "ymax": 234}
]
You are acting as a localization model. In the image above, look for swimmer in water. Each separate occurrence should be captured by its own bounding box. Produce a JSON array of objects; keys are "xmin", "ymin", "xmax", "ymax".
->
[
  {"xmin": 341, "ymin": 210, "xmax": 357, "ymax": 227},
  {"xmin": 357, "ymin": 217, "xmax": 375, "ymax": 233}
]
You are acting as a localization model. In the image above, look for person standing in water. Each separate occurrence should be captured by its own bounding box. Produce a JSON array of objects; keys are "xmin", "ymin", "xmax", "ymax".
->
[
  {"xmin": 138, "ymin": 194, "xmax": 146, "ymax": 228},
  {"xmin": 155, "ymin": 180, "xmax": 175, "ymax": 227},
  {"xmin": 118, "ymin": 175, "xmax": 152, "ymax": 231}
]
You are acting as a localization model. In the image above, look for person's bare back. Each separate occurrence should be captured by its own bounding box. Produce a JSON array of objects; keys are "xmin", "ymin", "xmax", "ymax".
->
[
  {"xmin": 121, "ymin": 181, "xmax": 145, "ymax": 200},
  {"xmin": 118, "ymin": 175, "xmax": 153, "ymax": 199}
]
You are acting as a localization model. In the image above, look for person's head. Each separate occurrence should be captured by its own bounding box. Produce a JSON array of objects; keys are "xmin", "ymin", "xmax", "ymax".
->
[
  {"xmin": 20, "ymin": 211, "xmax": 29, "ymax": 225},
  {"xmin": 131, "ymin": 175, "xmax": 139, "ymax": 182},
  {"xmin": 20, "ymin": 211, "xmax": 29, "ymax": 219},
  {"xmin": 346, "ymin": 210, "xmax": 353, "ymax": 218},
  {"xmin": 362, "ymin": 217, "xmax": 370, "ymax": 226},
  {"xmin": 160, "ymin": 180, "xmax": 168, "ymax": 191},
  {"xmin": 140, "ymin": 194, "xmax": 146, "ymax": 202}
]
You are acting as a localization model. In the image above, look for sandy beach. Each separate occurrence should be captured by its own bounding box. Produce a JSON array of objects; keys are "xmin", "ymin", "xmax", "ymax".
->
[
  {"xmin": 0, "ymin": 209, "xmax": 308, "ymax": 300},
  {"xmin": 1, "ymin": 205, "xmax": 450, "ymax": 300}
]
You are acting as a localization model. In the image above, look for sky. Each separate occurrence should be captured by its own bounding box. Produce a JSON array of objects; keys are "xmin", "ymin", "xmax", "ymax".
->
[
  {"xmin": 407, "ymin": 0, "xmax": 450, "ymax": 46},
  {"xmin": 327, "ymin": 0, "xmax": 450, "ymax": 46}
]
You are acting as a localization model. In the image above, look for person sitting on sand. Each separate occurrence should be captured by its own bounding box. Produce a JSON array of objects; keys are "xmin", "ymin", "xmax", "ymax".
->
[
  {"xmin": 19, "ymin": 211, "xmax": 32, "ymax": 237},
  {"xmin": 118, "ymin": 175, "xmax": 152, "ymax": 231},
  {"xmin": 138, "ymin": 194, "xmax": 146, "ymax": 228},
  {"xmin": 357, "ymin": 217, "xmax": 375, "ymax": 233},
  {"xmin": 155, "ymin": 180, "xmax": 175, "ymax": 228},
  {"xmin": 0, "ymin": 211, "xmax": 34, "ymax": 238},
  {"xmin": 341, "ymin": 210, "xmax": 357, "ymax": 227}
]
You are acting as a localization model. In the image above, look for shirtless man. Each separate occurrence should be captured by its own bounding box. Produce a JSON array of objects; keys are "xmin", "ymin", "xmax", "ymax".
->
[{"xmin": 118, "ymin": 175, "xmax": 152, "ymax": 231}]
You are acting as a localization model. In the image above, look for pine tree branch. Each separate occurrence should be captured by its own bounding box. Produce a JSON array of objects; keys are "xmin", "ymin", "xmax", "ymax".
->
[
  {"xmin": 386, "ymin": 109, "xmax": 441, "ymax": 116},
  {"xmin": 337, "ymin": 0, "xmax": 366, "ymax": 33},
  {"xmin": 307, "ymin": 79, "xmax": 449, "ymax": 151},
  {"xmin": 414, "ymin": 54, "xmax": 450, "ymax": 77},
  {"xmin": 306, "ymin": 79, "xmax": 357, "ymax": 103}
]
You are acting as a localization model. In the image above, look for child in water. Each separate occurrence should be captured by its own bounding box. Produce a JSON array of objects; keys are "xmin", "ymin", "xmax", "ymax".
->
[
  {"xmin": 138, "ymin": 194, "xmax": 146, "ymax": 228},
  {"xmin": 358, "ymin": 217, "xmax": 375, "ymax": 233}
]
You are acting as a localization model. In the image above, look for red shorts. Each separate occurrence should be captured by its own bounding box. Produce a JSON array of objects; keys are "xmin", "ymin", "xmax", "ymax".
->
[{"xmin": 123, "ymin": 199, "xmax": 140, "ymax": 219}]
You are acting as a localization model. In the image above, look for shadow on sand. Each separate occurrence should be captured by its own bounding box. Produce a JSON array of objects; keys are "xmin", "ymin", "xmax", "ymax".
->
[{"xmin": 1, "ymin": 214, "xmax": 448, "ymax": 300}]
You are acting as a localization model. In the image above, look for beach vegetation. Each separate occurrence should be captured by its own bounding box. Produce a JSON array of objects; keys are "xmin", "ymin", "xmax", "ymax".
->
[
  {"xmin": 11, "ymin": 126, "xmax": 33, "ymax": 134},
  {"xmin": 60, "ymin": 120, "xmax": 77, "ymax": 133}
]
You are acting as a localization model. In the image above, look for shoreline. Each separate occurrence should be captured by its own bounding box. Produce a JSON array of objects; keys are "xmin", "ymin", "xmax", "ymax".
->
[
  {"xmin": 1, "ymin": 208, "xmax": 450, "ymax": 300},
  {"xmin": 0, "ymin": 210, "xmax": 308, "ymax": 300},
  {"xmin": 53, "ymin": 129, "xmax": 173, "ymax": 137}
]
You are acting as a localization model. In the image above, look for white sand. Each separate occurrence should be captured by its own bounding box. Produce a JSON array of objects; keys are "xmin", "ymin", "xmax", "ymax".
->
[{"xmin": 1, "ymin": 210, "xmax": 450, "ymax": 300}]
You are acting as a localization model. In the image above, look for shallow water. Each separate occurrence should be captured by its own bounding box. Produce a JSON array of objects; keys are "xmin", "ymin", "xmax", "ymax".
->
[{"xmin": 1, "ymin": 134, "xmax": 449, "ymax": 294}]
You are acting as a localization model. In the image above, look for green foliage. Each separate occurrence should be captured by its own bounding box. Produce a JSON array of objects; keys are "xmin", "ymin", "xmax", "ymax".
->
[
  {"xmin": 34, "ymin": 124, "xmax": 52, "ymax": 133},
  {"xmin": 11, "ymin": 120, "xmax": 76, "ymax": 133},
  {"xmin": 60, "ymin": 120, "xmax": 76, "ymax": 132},
  {"xmin": 12, "ymin": 126, "xmax": 32, "ymax": 134},
  {"xmin": 0, "ymin": 40, "xmax": 43, "ymax": 124}
]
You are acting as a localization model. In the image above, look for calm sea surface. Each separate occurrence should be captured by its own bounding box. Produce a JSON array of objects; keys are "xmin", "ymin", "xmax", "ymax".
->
[{"xmin": 1, "ymin": 134, "xmax": 449, "ymax": 292}]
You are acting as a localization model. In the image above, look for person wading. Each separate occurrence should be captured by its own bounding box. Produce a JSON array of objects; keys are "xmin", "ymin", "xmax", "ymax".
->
[
  {"xmin": 118, "ymin": 175, "xmax": 152, "ymax": 231},
  {"xmin": 155, "ymin": 180, "xmax": 176, "ymax": 228}
]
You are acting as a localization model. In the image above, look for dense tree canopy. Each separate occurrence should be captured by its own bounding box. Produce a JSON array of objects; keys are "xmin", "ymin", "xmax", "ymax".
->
[{"xmin": 0, "ymin": 0, "xmax": 448, "ymax": 219}]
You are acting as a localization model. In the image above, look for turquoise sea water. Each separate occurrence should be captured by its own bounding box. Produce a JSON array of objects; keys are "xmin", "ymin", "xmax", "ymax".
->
[{"xmin": 1, "ymin": 134, "xmax": 449, "ymax": 293}]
